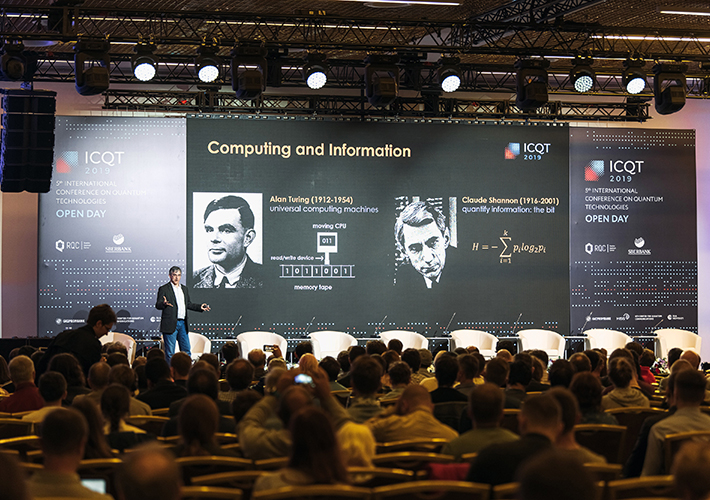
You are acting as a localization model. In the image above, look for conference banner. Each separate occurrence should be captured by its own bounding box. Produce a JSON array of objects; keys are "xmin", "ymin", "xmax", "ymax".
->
[
  {"xmin": 37, "ymin": 117, "xmax": 186, "ymax": 337},
  {"xmin": 569, "ymin": 128, "xmax": 697, "ymax": 336},
  {"xmin": 187, "ymin": 118, "xmax": 571, "ymax": 340}
]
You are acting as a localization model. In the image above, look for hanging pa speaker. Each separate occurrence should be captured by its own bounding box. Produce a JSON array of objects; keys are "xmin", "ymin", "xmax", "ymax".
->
[{"xmin": 0, "ymin": 89, "xmax": 56, "ymax": 193}]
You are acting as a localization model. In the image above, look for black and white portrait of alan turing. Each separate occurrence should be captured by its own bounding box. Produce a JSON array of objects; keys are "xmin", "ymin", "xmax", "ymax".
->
[
  {"xmin": 192, "ymin": 193, "xmax": 264, "ymax": 289},
  {"xmin": 394, "ymin": 197, "xmax": 458, "ymax": 289}
]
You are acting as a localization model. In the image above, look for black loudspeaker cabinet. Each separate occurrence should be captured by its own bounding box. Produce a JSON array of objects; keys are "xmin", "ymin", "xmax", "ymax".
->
[{"xmin": 0, "ymin": 89, "xmax": 56, "ymax": 193}]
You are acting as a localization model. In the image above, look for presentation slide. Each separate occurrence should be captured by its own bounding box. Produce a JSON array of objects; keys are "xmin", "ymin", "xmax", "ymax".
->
[
  {"xmin": 37, "ymin": 117, "xmax": 186, "ymax": 337},
  {"xmin": 569, "ymin": 128, "xmax": 697, "ymax": 335},
  {"xmin": 187, "ymin": 118, "xmax": 571, "ymax": 339}
]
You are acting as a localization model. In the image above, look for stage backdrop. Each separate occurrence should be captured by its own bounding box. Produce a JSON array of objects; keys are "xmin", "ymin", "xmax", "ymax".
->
[{"xmin": 569, "ymin": 128, "xmax": 697, "ymax": 336}]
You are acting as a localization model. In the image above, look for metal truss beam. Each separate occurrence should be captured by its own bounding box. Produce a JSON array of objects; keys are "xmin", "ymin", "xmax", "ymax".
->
[
  {"xmin": 103, "ymin": 89, "xmax": 649, "ymax": 121},
  {"xmin": 1, "ymin": 5, "xmax": 710, "ymax": 62}
]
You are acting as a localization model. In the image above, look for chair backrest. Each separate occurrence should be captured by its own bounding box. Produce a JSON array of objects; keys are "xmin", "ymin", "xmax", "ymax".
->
[
  {"xmin": 376, "ymin": 438, "xmax": 449, "ymax": 454},
  {"xmin": 371, "ymin": 452, "xmax": 454, "ymax": 471},
  {"xmin": 491, "ymin": 482, "xmax": 519, "ymax": 500},
  {"xmin": 124, "ymin": 416, "xmax": 169, "ymax": 436},
  {"xmin": 583, "ymin": 329, "xmax": 633, "ymax": 352},
  {"xmin": 308, "ymin": 331, "xmax": 358, "ymax": 360},
  {"xmin": 372, "ymin": 480, "xmax": 490, "ymax": 500},
  {"xmin": 251, "ymin": 484, "xmax": 371, "ymax": 500},
  {"xmin": 663, "ymin": 430, "xmax": 710, "ymax": 473},
  {"xmin": 379, "ymin": 331, "xmax": 429, "ymax": 350},
  {"xmin": 500, "ymin": 409, "xmax": 521, "ymax": 435},
  {"xmin": 101, "ymin": 332, "xmax": 138, "ymax": 364},
  {"xmin": 191, "ymin": 470, "xmax": 265, "ymax": 497},
  {"xmin": 236, "ymin": 332, "xmax": 288, "ymax": 359},
  {"xmin": 516, "ymin": 329, "xmax": 566, "ymax": 359},
  {"xmin": 182, "ymin": 486, "xmax": 244, "ymax": 500},
  {"xmin": 347, "ymin": 467, "xmax": 415, "ymax": 488},
  {"xmin": 654, "ymin": 328, "xmax": 702, "ymax": 359},
  {"xmin": 0, "ymin": 419, "xmax": 33, "ymax": 439},
  {"xmin": 450, "ymin": 330, "xmax": 497, "ymax": 358},
  {"xmin": 574, "ymin": 424, "xmax": 627, "ymax": 464},
  {"xmin": 77, "ymin": 458, "xmax": 123, "ymax": 498},
  {"xmin": 583, "ymin": 463, "xmax": 623, "ymax": 482},
  {"xmin": 605, "ymin": 407, "xmax": 667, "ymax": 465},
  {"xmin": 177, "ymin": 333, "xmax": 212, "ymax": 360},
  {"xmin": 176, "ymin": 456, "xmax": 254, "ymax": 485},
  {"xmin": 606, "ymin": 475, "xmax": 675, "ymax": 500}
]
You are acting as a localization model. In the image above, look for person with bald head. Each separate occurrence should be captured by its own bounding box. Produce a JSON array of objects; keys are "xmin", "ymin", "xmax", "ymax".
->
[
  {"xmin": 365, "ymin": 384, "xmax": 458, "ymax": 442},
  {"xmin": 116, "ymin": 445, "xmax": 181, "ymax": 500},
  {"xmin": 680, "ymin": 350, "xmax": 700, "ymax": 370}
]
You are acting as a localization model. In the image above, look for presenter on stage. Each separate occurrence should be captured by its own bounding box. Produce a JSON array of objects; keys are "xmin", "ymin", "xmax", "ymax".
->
[
  {"xmin": 394, "ymin": 200, "xmax": 455, "ymax": 289},
  {"xmin": 193, "ymin": 195, "xmax": 263, "ymax": 288},
  {"xmin": 156, "ymin": 266, "xmax": 210, "ymax": 362}
]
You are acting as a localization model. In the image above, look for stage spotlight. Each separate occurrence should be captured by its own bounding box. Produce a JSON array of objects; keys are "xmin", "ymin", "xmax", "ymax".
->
[
  {"xmin": 196, "ymin": 42, "xmax": 221, "ymax": 83},
  {"xmin": 303, "ymin": 52, "xmax": 328, "ymax": 90},
  {"xmin": 132, "ymin": 42, "xmax": 157, "ymax": 82},
  {"xmin": 515, "ymin": 58, "xmax": 549, "ymax": 111},
  {"xmin": 570, "ymin": 56, "xmax": 595, "ymax": 93},
  {"xmin": 74, "ymin": 39, "xmax": 110, "ymax": 96},
  {"xmin": 438, "ymin": 57, "xmax": 461, "ymax": 93},
  {"xmin": 653, "ymin": 62, "xmax": 687, "ymax": 115},
  {"xmin": 623, "ymin": 59, "xmax": 647, "ymax": 94},
  {"xmin": 0, "ymin": 41, "xmax": 26, "ymax": 81},
  {"xmin": 365, "ymin": 54, "xmax": 399, "ymax": 107},
  {"xmin": 231, "ymin": 43, "xmax": 267, "ymax": 100}
]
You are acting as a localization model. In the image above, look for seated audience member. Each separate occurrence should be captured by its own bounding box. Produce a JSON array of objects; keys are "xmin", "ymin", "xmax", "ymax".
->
[
  {"xmin": 174, "ymin": 394, "xmax": 237, "ymax": 457},
  {"xmin": 0, "ymin": 355, "xmax": 43, "ymax": 413},
  {"xmin": 601, "ymin": 357, "xmax": 649, "ymax": 410},
  {"xmin": 467, "ymin": 393, "xmax": 562, "ymax": 485},
  {"xmin": 496, "ymin": 349, "xmax": 513, "ymax": 363},
  {"xmin": 387, "ymin": 339, "xmax": 403, "ymax": 356},
  {"xmin": 672, "ymin": 441, "xmax": 710, "ymax": 500},
  {"xmin": 497, "ymin": 340, "xmax": 517, "ymax": 355},
  {"xmin": 366, "ymin": 384, "xmax": 458, "ymax": 442},
  {"xmin": 106, "ymin": 353, "xmax": 130, "ymax": 368},
  {"xmin": 483, "ymin": 357, "xmax": 509, "ymax": 388},
  {"xmin": 102, "ymin": 384, "xmax": 154, "ymax": 452},
  {"xmin": 569, "ymin": 372, "xmax": 619, "ymax": 425},
  {"xmin": 27, "ymin": 408, "xmax": 112, "ymax": 500},
  {"xmin": 604, "ymin": 348, "xmax": 654, "ymax": 397},
  {"xmin": 0, "ymin": 355, "xmax": 12, "ymax": 392},
  {"xmin": 430, "ymin": 354, "xmax": 468, "ymax": 404},
  {"xmin": 527, "ymin": 356, "xmax": 550, "ymax": 392},
  {"xmin": 569, "ymin": 353, "xmax": 592, "ymax": 374},
  {"xmin": 505, "ymin": 359, "xmax": 532, "ymax": 409},
  {"xmin": 220, "ymin": 341, "xmax": 239, "ymax": 377},
  {"xmin": 253, "ymin": 406, "xmax": 349, "ymax": 492},
  {"xmin": 366, "ymin": 340, "xmax": 387, "ymax": 356},
  {"xmin": 105, "ymin": 341, "xmax": 128, "ymax": 358},
  {"xmin": 442, "ymin": 382, "xmax": 519, "ymax": 460},
  {"xmin": 252, "ymin": 356, "xmax": 288, "ymax": 395},
  {"xmin": 337, "ymin": 350, "xmax": 350, "ymax": 376},
  {"xmin": 455, "ymin": 354, "xmax": 479, "ymax": 399},
  {"xmin": 136, "ymin": 358, "xmax": 187, "ymax": 409},
  {"xmin": 642, "ymin": 369, "xmax": 710, "ymax": 476},
  {"xmin": 72, "ymin": 398, "xmax": 114, "ymax": 459},
  {"xmin": 680, "ymin": 349, "xmax": 701, "ymax": 370},
  {"xmin": 169, "ymin": 352, "xmax": 191, "ymax": 388},
  {"xmin": 530, "ymin": 350, "xmax": 550, "ymax": 378},
  {"xmin": 402, "ymin": 348, "xmax": 426, "ymax": 385},
  {"xmin": 347, "ymin": 355, "xmax": 384, "ymax": 423},
  {"xmin": 198, "ymin": 353, "xmax": 220, "ymax": 376},
  {"xmin": 319, "ymin": 356, "xmax": 347, "ymax": 392},
  {"xmin": 624, "ymin": 365, "xmax": 691, "ymax": 477},
  {"xmin": 248, "ymin": 349, "xmax": 267, "ymax": 380},
  {"xmin": 116, "ymin": 445, "xmax": 181, "ymax": 500},
  {"xmin": 380, "ymin": 361, "xmax": 411, "ymax": 401},
  {"xmin": 239, "ymin": 368, "xmax": 350, "ymax": 460},
  {"xmin": 293, "ymin": 341, "xmax": 313, "ymax": 363},
  {"xmin": 338, "ymin": 421, "xmax": 376, "ymax": 468},
  {"xmin": 518, "ymin": 450, "xmax": 596, "ymax": 500},
  {"xmin": 132, "ymin": 357, "xmax": 146, "ymax": 370},
  {"xmin": 639, "ymin": 349, "xmax": 657, "ymax": 385},
  {"xmin": 146, "ymin": 348, "xmax": 165, "ymax": 361},
  {"xmin": 108, "ymin": 364, "xmax": 152, "ymax": 416},
  {"xmin": 583, "ymin": 349, "xmax": 604, "ymax": 378},
  {"xmin": 74, "ymin": 362, "xmax": 111, "ymax": 407},
  {"xmin": 217, "ymin": 358, "xmax": 254, "ymax": 404},
  {"xmin": 48, "ymin": 353, "xmax": 92, "ymax": 404},
  {"xmin": 548, "ymin": 359, "xmax": 575, "ymax": 388},
  {"xmin": 22, "ymin": 371, "xmax": 67, "ymax": 431},
  {"xmin": 232, "ymin": 389, "xmax": 263, "ymax": 423},
  {"xmin": 337, "ymin": 346, "xmax": 366, "ymax": 388},
  {"xmin": 298, "ymin": 353, "xmax": 319, "ymax": 378},
  {"xmin": 0, "ymin": 452, "xmax": 29, "ymax": 500},
  {"xmin": 548, "ymin": 387, "xmax": 606, "ymax": 463},
  {"xmin": 418, "ymin": 348, "xmax": 435, "ymax": 379}
]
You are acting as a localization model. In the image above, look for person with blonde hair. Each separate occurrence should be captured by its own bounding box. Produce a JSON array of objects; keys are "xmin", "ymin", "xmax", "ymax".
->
[
  {"xmin": 338, "ymin": 421, "xmax": 376, "ymax": 468},
  {"xmin": 298, "ymin": 353, "xmax": 319, "ymax": 377}
]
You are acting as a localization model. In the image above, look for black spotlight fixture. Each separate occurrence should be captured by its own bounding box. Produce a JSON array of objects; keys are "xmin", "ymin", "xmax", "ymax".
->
[
  {"xmin": 653, "ymin": 62, "xmax": 687, "ymax": 115},
  {"xmin": 74, "ymin": 39, "xmax": 110, "ymax": 96},
  {"xmin": 570, "ymin": 56, "xmax": 595, "ymax": 93},
  {"xmin": 437, "ymin": 56, "xmax": 461, "ymax": 93},
  {"xmin": 365, "ymin": 54, "xmax": 399, "ymax": 107},
  {"xmin": 302, "ymin": 52, "xmax": 328, "ymax": 90},
  {"xmin": 515, "ymin": 58, "xmax": 549, "ymax": 111},
  {"xmin": 231, "ymin": 42, "xmax": 267, "ymax": 100},
  {"xmin": 132, "ymin": 41, "xmax": 157, "ymax": 82},
  {"xmin": 196, "ymin": 40, "xmax": 222, "ymax": 83},
  {"xmin": 0, "ymin": 41, "xmax": 27, "ymax": 81},
  {"xmin": 623, "ymin": 58, "xmax": 647, "ymax": 94}
]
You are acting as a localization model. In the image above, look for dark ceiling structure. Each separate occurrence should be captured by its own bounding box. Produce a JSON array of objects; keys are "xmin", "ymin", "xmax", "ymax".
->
[{"xmin": 0, "ymin": 0, "xmax": 708, "ymax": 119}]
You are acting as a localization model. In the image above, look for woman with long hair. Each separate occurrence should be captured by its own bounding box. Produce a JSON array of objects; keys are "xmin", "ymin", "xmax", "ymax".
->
[
  {"xmin": 101, "ymin": 384, "xmax": 154, "ymax": 452},
  {"xmin": 253, "ymin": 405, "xmax": 349, "ymax": 492},
  {"xmin": 48, "ymin": 353, "xmax": 90, "ymax": 403},
  {"xmin": 174, "ymin": 394, "xmax": 237, "ymax": 457},
  {"xmin": 72, "ymin": 397, "xmax": 115, "ymax": 459}
]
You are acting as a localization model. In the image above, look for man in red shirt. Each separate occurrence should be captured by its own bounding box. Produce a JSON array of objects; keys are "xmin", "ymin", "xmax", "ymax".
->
[{"xmin": 0, "ymin": 355, "xmax": 43, "ymax": 413}]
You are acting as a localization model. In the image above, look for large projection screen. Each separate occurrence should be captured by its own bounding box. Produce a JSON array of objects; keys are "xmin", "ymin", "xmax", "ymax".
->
[{"xmin": 186, "ymin": 118, "xmax": 571, "ymax": 341}]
